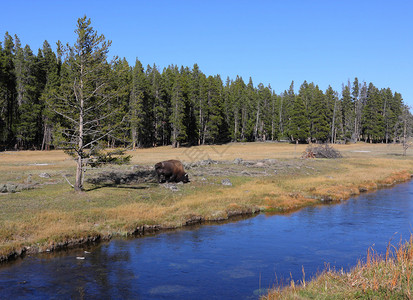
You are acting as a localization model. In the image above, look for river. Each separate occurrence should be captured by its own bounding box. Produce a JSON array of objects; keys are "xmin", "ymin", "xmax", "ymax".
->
[{"xmin": 1, "ymin": 181, "xmax": 412, "ymax": 299}]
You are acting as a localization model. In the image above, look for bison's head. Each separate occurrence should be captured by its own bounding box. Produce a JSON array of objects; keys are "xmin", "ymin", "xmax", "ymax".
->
[{"xmin": 182, "ymin": 173, "xmax": 189, "ymax": 183}]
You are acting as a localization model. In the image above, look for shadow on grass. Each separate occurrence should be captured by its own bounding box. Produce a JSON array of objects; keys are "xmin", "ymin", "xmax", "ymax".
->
[
  {"xmin": 85, "ymin": 183, "xmax": 157, "ymax": 192},
  {"xmin": 386, "ymin": 153, "xmax": 406, "ymax": 156}
]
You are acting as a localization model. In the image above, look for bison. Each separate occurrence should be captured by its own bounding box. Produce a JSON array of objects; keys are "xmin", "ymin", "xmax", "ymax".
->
[{"xmin": 154, "ymin": 160, "xmax": 189, "ymax": 183}]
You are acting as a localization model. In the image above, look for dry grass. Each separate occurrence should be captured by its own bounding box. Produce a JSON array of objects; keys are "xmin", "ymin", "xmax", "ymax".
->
[
  {"xmin": 263, "ymin": 235, "xmax": 413, "ymax": 299},
  {"xmin": 0, "ymin": 142, "xmax": 413, "ymax": 260}
]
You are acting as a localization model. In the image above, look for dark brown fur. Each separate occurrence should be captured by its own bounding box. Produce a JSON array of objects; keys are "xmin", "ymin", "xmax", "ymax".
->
[{"xmin": 154, "ymin": 160, "xmax": 189, "ymax": 183}]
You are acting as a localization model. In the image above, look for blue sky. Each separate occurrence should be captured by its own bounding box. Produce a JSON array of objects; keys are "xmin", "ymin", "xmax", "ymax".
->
[{"xmin": 1, "ymin": 0, "xmax": 412, "ymax": 106}]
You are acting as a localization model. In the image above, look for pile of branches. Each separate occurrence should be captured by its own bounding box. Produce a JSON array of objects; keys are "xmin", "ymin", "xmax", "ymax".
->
[{"xmin": 302, "ymin": 144, "xmax": 342, "ymax": 159}]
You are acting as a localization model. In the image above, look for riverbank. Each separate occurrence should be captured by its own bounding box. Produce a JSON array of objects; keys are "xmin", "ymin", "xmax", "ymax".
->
[
  {"xmin": 263, "ymin": 235, "xmax": 413, "ymax": 299},
  {"xmin": 1, "ymin": 142, "xmax": 413, "ymax": 262}
]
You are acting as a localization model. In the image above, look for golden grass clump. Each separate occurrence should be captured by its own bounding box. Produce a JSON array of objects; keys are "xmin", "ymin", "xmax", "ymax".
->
[
  {"xmin": 264, "ymin": 193, "xmax": 318, "ymax": 212},
  {"xmin": 311, "ymin": 185, "xmax": 360, "ymax": 202},
  {"xmin": 378, "ymin": 170, "xmax": 412, "ymax": 186},
  {"xmin": 263, "ymin": 236, "xmax": 413, "ymax": 299}
]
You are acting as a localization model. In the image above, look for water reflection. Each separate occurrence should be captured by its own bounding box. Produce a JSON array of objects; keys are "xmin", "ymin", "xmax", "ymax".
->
[{"xmin": 1, "ymin": 181, "xmax": 413, "ymax": 299}]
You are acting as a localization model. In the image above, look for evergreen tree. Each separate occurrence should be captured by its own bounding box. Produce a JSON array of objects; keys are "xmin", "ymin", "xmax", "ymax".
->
[
  {"xmin": 130, "ymin": 58, "xmax": 147, "ymax": 149},
  {"xmin": 258, "ymin": 84, "xmax": 273, "ymax": 141},
  {"xmin": 230, "ymin": 76, "xmax": 246, "ymax": 141},
  {"xmin": 341, "ymin": 83, "xmax": 353, "ymax": 141},
  {"xmin": 109, "ymin": 57, "xmax": 131, "ymax": 147},
  {"xmin": 352, "ymin": 77, "xmax": 362, "ymax": 141},
  {"xmin": 0, "ymin": 33, "xmax": 17, "ymax": 148},
  {"xmin": 180, "ymin": 66, "xmax": 197, "ymax": 146},
  {"xmin": 169, "ymin": 66, "xmax": 186, "ymax": 147},
  {"xmin": 290, "ymin": 81, "xmax": 310, "ymax": 142},
  {"xmin": 0, "ymin": 41, "xmax": 5, "ymax": 147},
  {"xmin": 310, "ymin": 86, "xmax": 330, "ymax": 142},
  {"xmin": 147, "ymin": 63, "xmax": 167, "ymax": 146},
  {"xmin": 270, "ymin": 90, "xmax": 280, "ymax": 140},
  {"xmin": 222, "ymin": 77, "xmax": 235, "ymax": 141},
  {"xmin": 190, "ymin": 63, "xmax": 203, "ymax": 145},
  {"xmin": 241, "ymin": 77, "xmax": 254, "ymax": 141},
  {"xmin": 39, "ymin": 40, "xmax": 61, "ymax": 150},
  {"xmin": 203, "ymin": 75, "xmax": 224, "ymax": 144},
  {"xmin": 362, "ymin": 83, "xmax": 385, "ymax": 142},
  {"xmin": 391, "ymin": 92, "xmax": 404, "ymax": 140},
  {"xmin": 15, "ymin": 44, "xmax": 43, "ymax": 148},
  {"xmin": 49, "ymin": 16, "xmax": 121, "ymax": 191},
  {"xmin": 280, "ymin": 81, "xmax": 295, "ymax": 139},
  {"xmin": 325, "ymin": 86, "xmax": 339, "ymax": 143}
]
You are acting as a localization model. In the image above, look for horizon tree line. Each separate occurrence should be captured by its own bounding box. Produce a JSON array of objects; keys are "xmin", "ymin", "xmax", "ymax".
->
[{"xmin": 1, "ymin": 23, "xmax": 412, "ymax": 152}]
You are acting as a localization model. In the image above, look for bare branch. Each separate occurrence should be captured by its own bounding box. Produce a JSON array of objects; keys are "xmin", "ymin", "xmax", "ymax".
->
[
  {"xmin": 62, "ymin": 174, "xmax": 75, "ymax": 188},
  {"xmin": 51, "ymin": 109, "xmax": 79, "ymax": 125}
]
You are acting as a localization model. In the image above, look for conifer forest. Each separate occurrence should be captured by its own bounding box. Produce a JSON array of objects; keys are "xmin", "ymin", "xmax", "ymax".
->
[{"xmin": 1, "ymin": 18, "xmax": 412, "ymax": 151}]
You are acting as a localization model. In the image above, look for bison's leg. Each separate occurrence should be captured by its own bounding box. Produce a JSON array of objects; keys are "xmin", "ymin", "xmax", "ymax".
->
[
  {"xmin": 164, "ymin": 174, "xmax": 171, "ymax": 183},
  {"xmin": 169, "ymin": 174, "xmax": 177, "ymax": 182},
  {"xmin": 157, "ymin": 172, "xmax": 166, "ymax": 183}
]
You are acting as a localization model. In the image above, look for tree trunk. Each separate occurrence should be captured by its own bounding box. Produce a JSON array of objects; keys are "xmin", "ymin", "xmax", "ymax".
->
[
  {"xmin": 199, "ymin": 99, "xmax": 202, "ymax": 145},
  {"xmin": 331, "ymin": 96, "xmax": 337, "ymax": 144},
  {"xmin": 254, "ymin": 102, "xmax": 260, "ymax": 141},
  {"xmin": 131, "ymin": 126, "xmax": 137, "ymax": 150},
  {"xmin": 75, "ymin": 65, "xmax": 84, "ymax": 192},
  {"xmin": 234, "ymin": 111, "xmax": 238, "ymax": 141},
  {"xmin": 279, "ymin": 96, "xmax": 283, "ymax": 136}
]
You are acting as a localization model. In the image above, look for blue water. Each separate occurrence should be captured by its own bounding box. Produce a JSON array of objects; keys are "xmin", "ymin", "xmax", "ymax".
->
[{"xmin": 1, "ymin": 181, "xmax": 413, "ymax": 299}]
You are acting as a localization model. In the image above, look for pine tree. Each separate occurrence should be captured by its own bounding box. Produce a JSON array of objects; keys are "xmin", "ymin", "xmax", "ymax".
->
[
  {"xmin": 280, "ymin": 81, "xmax": 295, "ymax": 139},
  {"xmin": 147, "ymin": 63, "xmax": 167, "ymax": 146},
  {"xmin": 341, "ymin": 83, "xmax": 353, "ymax": 141},
  {"xmin": 0, "ymin": 33, "xmax": 17, "ymax": 148},
  {"xmin": 130, "ymin": 58, "xmax": 147, "ymax": 149},
  {"xmin": 352, "ymin": 77, "xmax": 363, "ymax": 141},
  {"xmin": 290, "ymin": 94, "xmax": 309, "ymax": 142},
  {"xmin": 203, "ymin": 75, "xmax": 224, "ymax": 143},
  {"xmin": 180, "ymin": 66, "xmax": 197, "ymax": 146},
  {"xmin": 15, "ymin": 44, "xmax": 42, "ymax": 148},
  {"xmin": 311, "ymin": 86, "xmax": 330, "ymax": 142},
  {"xmin": 391, "ymin": 92, "xmax": 403, "ymax": 140},
  {"xmin": 258, "ymin": 84, "xmax": 273, "ymax": 141},
  {"xmin": 325, "ymin": 86, "xmax": 339, "ymax": 143},
  {"xmin": 190, "ymin": 63, "xmax": 203, "ymax": 144},
  {"xmin": 49, "ymin": 16, "xmax": 122, "ymax": 191},
  {"xmin": 230, "ymin": 76, "xmax": 246, "ymax": 141},
  {"xmin": 0, "ymin": 41, "xmax": 5, "ymax": 147},
  {"xmin": 362, "ymin": 83, "xmax": 385, "ymax": 142},
  {"xmin": 223, "ymin": 77, "xmax": 235, "ymax": 141},
  {"xmin": 169, "ymin": 66, "xmax": 186, "ymax": 147},
  {"xmin": 39, "ymin": 40, "xmax": 61, "ymax": 150},
  {"xmin": 270, "ymin": 90, "xmax": 280, "ymax": 140},
  {"xmin": 109, "ymin": 57, "xmax": 131, "ymax": 147}
]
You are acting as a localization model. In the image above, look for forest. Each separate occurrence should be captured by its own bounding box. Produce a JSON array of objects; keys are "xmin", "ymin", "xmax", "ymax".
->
[{"xmin": 1, "ymin": 21, "xmax": 412, "ymax": 152}]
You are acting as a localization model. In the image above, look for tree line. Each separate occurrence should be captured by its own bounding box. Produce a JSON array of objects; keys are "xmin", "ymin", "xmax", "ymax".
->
[{"xmin": 1, "ymin": 22, "xmax": 412, "ymax": 152}]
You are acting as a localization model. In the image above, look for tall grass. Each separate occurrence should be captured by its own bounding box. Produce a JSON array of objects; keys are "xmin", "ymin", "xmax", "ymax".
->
[{"xmin": 263, "ymin": 235, "xmax": 413, "ymax": 299}]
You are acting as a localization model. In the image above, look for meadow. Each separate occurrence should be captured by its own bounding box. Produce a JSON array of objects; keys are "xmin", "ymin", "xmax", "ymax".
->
[{"xmin": 1, "ymin": 142, "xmax": 412, "ymax": 263}]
